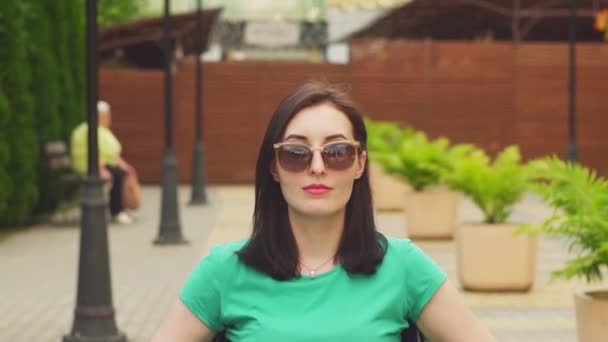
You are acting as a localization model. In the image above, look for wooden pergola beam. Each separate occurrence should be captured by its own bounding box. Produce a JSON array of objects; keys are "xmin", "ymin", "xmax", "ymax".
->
[
  {"xmin": 453, "ymin": 0, "xmax": 512, "ymax": 16},
  {"xmin": 458, "ymin": 0, "xmax": 602, "ymax": 42},
  {"xmin": 518, "ymin": 9, "xmax": 598, "ymax": 17},
  {"xmin": 452, "ymin": 0, "xmax": 600, "ymax": 18},
  {"xmin": 98, "ymin": 9, "xmax": 221, "ymax": 53}
]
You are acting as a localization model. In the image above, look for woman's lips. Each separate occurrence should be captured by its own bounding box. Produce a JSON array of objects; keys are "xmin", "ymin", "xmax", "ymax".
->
[
  {"xmin": 303, "ymin": 184, "xmax": 332, "ymax": 195},
  {"xmin": 303, "ymin": 188, "xmax": 331, "ymax": 195}
]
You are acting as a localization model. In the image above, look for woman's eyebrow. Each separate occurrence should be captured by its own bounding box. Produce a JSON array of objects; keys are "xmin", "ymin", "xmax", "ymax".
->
[
  {"xmin": 324, "ymin": 134, "xmax": 348, "ymax": 141},
  {"xmin": 283, "ymin": 133, "xmax": 348, "ymax": 142},
  {"xmin": 283, "ymin": 134, "xmax": 308, "ymax": 141}
]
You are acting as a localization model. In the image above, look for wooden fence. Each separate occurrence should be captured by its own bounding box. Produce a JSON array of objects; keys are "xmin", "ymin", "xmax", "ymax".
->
[{"xmin": 100, "ymin": 40, "xmax": 608, "ymax": 183}]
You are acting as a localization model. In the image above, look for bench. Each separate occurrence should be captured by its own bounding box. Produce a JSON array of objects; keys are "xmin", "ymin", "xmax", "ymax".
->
[{"xmin": 41, "ymin": 141, "xmax": 82, "ymax": 225}]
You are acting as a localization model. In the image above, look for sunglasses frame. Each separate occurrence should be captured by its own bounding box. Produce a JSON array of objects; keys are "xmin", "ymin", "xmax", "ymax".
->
[{"xmin": 272, "ymin": 140, "xmax": 362, "ymax": 172}]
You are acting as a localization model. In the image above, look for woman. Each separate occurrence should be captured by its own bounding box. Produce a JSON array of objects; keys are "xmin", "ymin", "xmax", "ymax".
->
[
  {"xmin": 152, "ymin": 81, "xmax": 496, "ymax": 341},
  {"xmin": 70, "ymin": 100, "xmax": 141, "ymax": 224}
]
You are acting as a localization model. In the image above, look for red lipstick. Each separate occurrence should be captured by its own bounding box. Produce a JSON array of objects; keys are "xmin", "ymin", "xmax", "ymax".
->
[{"xmin": 302, "ymin": 184, "xmax": 332, "ymax": 195}]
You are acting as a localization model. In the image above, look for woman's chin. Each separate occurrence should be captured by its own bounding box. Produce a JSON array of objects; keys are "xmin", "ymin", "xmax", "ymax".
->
[{"xmin": 296, "ymin": 204, "xmax": 343, "ymax": 218}]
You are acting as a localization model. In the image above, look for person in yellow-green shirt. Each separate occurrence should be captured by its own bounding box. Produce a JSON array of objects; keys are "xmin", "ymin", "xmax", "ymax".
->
[{"xmin": 70, "ymin": 100, "xmax": 141, "ymax": 224}]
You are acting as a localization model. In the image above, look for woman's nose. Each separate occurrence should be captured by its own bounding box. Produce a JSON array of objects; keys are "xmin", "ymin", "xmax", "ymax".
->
[{"xmin": 309, "ymin": 150, "xmax": 326, "ymax": 175}]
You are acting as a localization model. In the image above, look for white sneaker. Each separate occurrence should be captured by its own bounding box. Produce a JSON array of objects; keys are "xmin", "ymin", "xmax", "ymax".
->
[
  {"xmin": 113, "ymin": 211, "xmax": 134, "ymax": 225},
  {"xmin": 125, "ymin": 210, "xmax": 138, "ymax": 222}
]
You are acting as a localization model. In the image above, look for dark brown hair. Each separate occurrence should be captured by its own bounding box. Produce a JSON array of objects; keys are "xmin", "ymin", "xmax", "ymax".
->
[{"xmin": 237, "ymin": 80, "xmax": 387, "ymax": 280}]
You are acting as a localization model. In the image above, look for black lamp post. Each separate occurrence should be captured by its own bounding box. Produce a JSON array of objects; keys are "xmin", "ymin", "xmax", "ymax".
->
[
  {"xmin": 567, "ymin": 0, "xmax": 578, "ymax": 162},
  {"xmin": 189, "ymin": 0, "xmax": 209, "ymax": 205},
  {"xmin": 154, "ymin": 0, "xmax": 188, "ymax": 245},
  {"xmin": 64, "ymin": 0, "xmax": 126, "ymax": 341}
]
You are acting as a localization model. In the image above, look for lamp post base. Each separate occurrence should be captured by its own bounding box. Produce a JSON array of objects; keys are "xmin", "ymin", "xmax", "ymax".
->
[
  {"xmin": 155, "ymin": 149, "xmax": 188, "ymax": 245},
  {"xmin": 189, "ymin": 141, "xmax": 208, "ymax": 205},
  {"xmin": 63, "ymin": 332, "xmax": 127, "ymax": 342},
  {"xmin": 64, "ymin": 177, "xmax": 126, "ymax": 342}
]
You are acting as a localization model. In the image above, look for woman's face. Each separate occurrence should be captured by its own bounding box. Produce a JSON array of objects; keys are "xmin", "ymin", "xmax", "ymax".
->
[
  {"xmin": 98, "ymin": 110, "xmax": 112, "ymax": 128},
  {"xmin": 273, "ymin": 103, "xmax": 367, "ymax": 218}
]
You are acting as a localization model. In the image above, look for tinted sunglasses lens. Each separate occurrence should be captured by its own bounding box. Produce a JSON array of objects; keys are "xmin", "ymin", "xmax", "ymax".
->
[
  {"xmin": 322, "ymin": 143, "xmax": 357, "ymax": 170},
  {"xmin": 277, "ymin": 145, "xmax": 311, "ymax": 172}
]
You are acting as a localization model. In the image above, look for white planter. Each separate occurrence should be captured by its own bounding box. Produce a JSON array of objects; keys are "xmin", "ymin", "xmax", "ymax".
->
[
  {"xmin": 574, "ymin": 289, "xmax": 608, "ymax": 342},
  {"xmin": 403, "ymin": 186, "xmax": 459, "ymax": 239},
  {"xmin": 456, "ymin": 222, "xmax": 538, "ymax": 291},
  {"xmin": 369, "ymin": 162, "xmax": 410, "ymax": 211}
]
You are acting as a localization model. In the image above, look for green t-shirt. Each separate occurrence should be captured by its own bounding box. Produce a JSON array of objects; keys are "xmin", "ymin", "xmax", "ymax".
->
[
  {"xmin": 70, "ymin": 122, "xmax": 122, "ymax": 174},
  {"xmin": 180, "ymin": 237, "xmax": 446, "ymax": 341}
]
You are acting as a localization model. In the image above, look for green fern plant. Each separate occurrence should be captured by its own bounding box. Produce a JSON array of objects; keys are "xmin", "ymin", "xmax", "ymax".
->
[
  {"xmin": 520, "ymin": 157, "xmax": 608, "ymax": 282},
  {"xmin": 378, "ymin": 132, "xmax": 467, "ymax": 191},
  {"xmin": 364, "ymin": 118, "xmax": 413, "ymax": 172},
  {"xmin": 365, "ymin": 118, "xmax": 404, "ymax": 154},
  {"xmin": 444, "ymin": 145, "xmax": 527, "ymax": 224}
]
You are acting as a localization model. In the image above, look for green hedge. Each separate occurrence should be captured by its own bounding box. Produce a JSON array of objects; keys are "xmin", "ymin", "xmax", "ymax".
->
[
  {"xmin": 0, "ymin": 1, "xmax": 85, "ymax": 226},
  {"xmin": 0, "ymin": 86, "xmax": 9, "ymax": 216},
  {"xmin": 66, "ymin": 2, "xmax": 86, "ymax": 140},
  {"xmin": 0, "ymin": 0, "xmax": 143, "ymax": 227},
  {"xmin": 0, "ymin": 1, "xmax": 38, "ymax": 226},
  {"xmin": 47, "ymin": 1, "xmax": 85, "ymax": 141},
  {"xmin": 28, "ymin": 0, "xmax": 65, "ymax": 215}
]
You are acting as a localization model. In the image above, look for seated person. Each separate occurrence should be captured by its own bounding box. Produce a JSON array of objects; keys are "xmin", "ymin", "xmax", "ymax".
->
[
  {"xmin": 70, "ymin": 100, "xmax": 141, "ymax": 224},
  {"xmin": 151, "ymin": 81, "xmax": 496, "ymax": 341}
]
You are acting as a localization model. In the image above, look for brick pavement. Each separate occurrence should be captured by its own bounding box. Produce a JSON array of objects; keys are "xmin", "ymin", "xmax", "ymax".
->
[
  {"xmin": 0, "ymin": 185, "xmax": 599, "ymax": 341},
  {"xmin": 1, "ymin": 186, "xmax": 221, "ymax": 342}
]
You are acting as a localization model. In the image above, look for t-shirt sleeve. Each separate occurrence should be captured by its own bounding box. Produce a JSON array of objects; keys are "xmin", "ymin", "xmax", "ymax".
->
[
  {"xmin": 179, "ymin": 246, "xmax": 225, "ymax": 332},
  {"xmin": 403, "ymin": 240, "xmax": 447, "ymax": 322}
]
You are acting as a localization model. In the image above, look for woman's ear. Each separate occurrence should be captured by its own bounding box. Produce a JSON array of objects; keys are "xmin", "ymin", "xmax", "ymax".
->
[{"xmin": 355, "ymin": 150, "xmax": 367, "ymax": 179}]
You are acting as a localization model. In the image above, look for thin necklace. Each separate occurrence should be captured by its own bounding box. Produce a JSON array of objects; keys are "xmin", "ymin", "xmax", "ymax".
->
[{"xmin": 300, "ymin": 255, "xmax": 335, "ymax": 279}]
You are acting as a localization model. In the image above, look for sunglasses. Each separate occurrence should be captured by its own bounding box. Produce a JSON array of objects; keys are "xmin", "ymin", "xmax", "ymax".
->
[{"xmin": 273, "ymin": 141, "xmax": 361, "ymax": 172}]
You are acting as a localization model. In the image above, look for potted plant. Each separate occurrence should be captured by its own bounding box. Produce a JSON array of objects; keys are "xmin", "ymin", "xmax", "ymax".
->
[
  {"xmin": 364, "ymin": 118, "xmax": 412, "ymax": 211},
  {"xmin": 521, "ymin": 157, "xmax": 608, "ymax": 341},
  {"xmin": 382, "ymin": 131, "xmax": 470, "ymax": 239},
  {"xmin": 445, "ymin": 145, "xmax": 538, "ymax": 291}
]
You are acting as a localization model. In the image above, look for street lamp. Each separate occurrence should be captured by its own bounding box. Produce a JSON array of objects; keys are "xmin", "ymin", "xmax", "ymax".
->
[
  {"xmin": 189, "ymin": 0, "xmax": 209, "ymax": 205},
  {"xmin": 567, "ymin": 0, "xmax": 578, "ymax": 162},
  {"xmin": 64, "ymin": 0, "xmax": 126, "ymax": 341},
  {"xmin": 154, "ymin": 0, "xmax": 188, "ymax": 245}
]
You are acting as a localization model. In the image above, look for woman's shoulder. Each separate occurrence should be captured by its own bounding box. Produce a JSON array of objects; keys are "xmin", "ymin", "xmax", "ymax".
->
[
  {"xmin": 186, "ymin": 240, "xmax": 248, "ymax": 281},
  {"xmin": 384, "ymin": 236, "xmax": 416, "ymax": 255},
  {"xmin": 383, "ymin": 237, "xmax": 437, "ymax": 267},
  {"xmin": 205, "ymin": 239, "xmax": 248, "ymax": 262},
  {"xmin": 383, "ymin": 236, "xmax": 446, "ymax": 278}
]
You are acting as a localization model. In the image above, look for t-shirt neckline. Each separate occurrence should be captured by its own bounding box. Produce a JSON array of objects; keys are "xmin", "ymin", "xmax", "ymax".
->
[{"xmin": 295, "ymin": 263, "xmax": 343, "ymax": 281}]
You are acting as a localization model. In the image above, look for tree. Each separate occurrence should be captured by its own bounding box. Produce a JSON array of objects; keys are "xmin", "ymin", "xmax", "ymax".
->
[
  {"xmin": 0, "ymin": 1, "xmax": 38, "ymax": 226},
  {"xmin": 26, "ymin": 0, "xmax": 64, "ymax": 214},
  {"xmin": 64, "ymin": 0, "xmax": 86, "ymax": 138},
  {"xmin": 98, "ymin": 0, "xmax": 146, "ymax": 28},
  {"xmin": 0, "ymin": 86, "xmax": 10, "ymax": 216},
  {"xmin": 45, "ymin": 1, "xmax": 81, "ymax": 141}
]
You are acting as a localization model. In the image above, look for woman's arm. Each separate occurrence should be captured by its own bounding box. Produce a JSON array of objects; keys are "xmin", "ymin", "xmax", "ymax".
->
[
  {"xmin": 151, "ymin": 300, "xmax": 216, "ymax": 342},
  {"xmin": 416, "ymin": 280, "xmax": 496, "ymax": 342},
  {"xmin": 116, "ymin": 157, "xmax": 135, "ymax": 174}
]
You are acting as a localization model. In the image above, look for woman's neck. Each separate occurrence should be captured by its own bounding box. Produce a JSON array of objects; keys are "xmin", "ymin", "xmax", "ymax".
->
[{"xmin": 288, "ymin": 209, "xmax": 345, "ymax": 263}]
